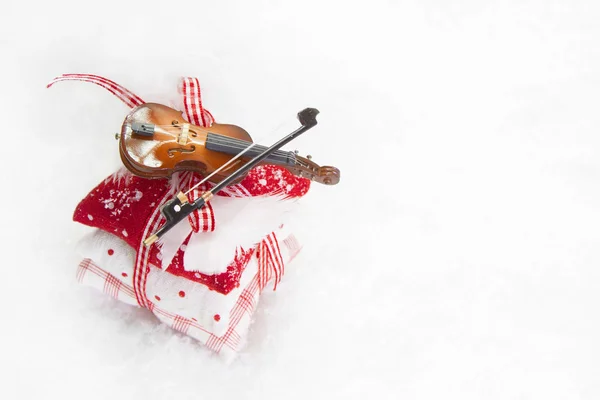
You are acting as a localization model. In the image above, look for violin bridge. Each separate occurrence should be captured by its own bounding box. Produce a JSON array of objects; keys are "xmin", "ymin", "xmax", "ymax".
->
[{"xmin": 177, "ymin": 123, "xmax": 190, "ymax": 145}]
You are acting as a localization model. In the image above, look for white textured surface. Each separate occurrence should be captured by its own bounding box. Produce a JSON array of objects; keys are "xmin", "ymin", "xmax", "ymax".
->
[{"xmin": 3, "ymin": 1, "xmax": 600, "ymax": 399}]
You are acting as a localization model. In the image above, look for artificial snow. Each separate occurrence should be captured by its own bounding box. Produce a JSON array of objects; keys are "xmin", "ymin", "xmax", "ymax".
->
[{"xmin": 5, "ymin": 1, "xmax": 600, "ymax": 399}]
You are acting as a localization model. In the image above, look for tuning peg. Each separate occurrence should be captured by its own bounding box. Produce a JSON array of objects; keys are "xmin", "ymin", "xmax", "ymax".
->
[
  {"xmin": 115, "ymin": 133, "xmax": 120, "ymax": 140},
  {"xmin": 294, "ymin": 150, "xmax": 299, "ymax": 154},
  {"xmin": 307, "ymin": 155, "xmax": 312, "ymax": 160}
]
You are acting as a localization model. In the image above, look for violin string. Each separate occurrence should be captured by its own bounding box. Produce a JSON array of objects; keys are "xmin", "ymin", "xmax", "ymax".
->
[
  {"xmin": 205, "ymin": 138, "xmax": 292, "ymax": 158},
  {"xmin": 125, "ymin": 126, "xmax": 260, "ymax": 195},
  {"xmin": 126, "ymin": 127, "xmax": 293, "ymax": 158},
  {"xmin": 182, "ymin": 142, "xmax": 259, "ymax": 196},
  {"xmin": 131, "ymin": 123, "xmax": 282, "ymax": 148},
  {"xmin": 177, "ymin": 135, "xmax": 311, "ymax": 194},
  {"xmin": 126, "ymin": 126, "xmax": 211, "ymax": 141},
  {"xmin": 124, "ymin": 125, "xmax": 314, "ymax": 194},
  {"xmin": 126, "ymin": 136, "xmax": 309, "ymax": 176}
]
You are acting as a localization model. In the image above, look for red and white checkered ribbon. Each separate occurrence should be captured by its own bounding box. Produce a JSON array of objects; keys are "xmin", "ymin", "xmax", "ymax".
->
[
  {"xmin": 48, "ymin": 73, "xmax": 289, "ymax": 305},
  {"xmin": 258, "ymin": 232, "xmax": 285, "ymax": 291},
  {"xmin": 178, "ymin": 171, "xmax": 215, "ymax": 233},
  {"xmin": 179, "ymin": 77, "xmax": 215, "ymax": 127},
  {"xmin": 47, "ymin": 74, "xmax": 145, "ymax": 108}
]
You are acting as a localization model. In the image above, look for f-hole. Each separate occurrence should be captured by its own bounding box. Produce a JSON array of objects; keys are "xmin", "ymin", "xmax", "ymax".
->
[{"xmin": 168, "ymin": 145, "xmax": 196, "ymax": 157}]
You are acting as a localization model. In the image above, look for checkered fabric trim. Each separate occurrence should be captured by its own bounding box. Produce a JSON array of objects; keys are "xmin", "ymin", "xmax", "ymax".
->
[
  {"xmin": 77, "ymin": 258, "xmax": 136, "ymax": 303},
  {"xmin": 283, "ymin": 233, "xmax": 302, "ymax": 263},
  {"xmin": 77, "ymin": 257, "xmax": 262, "ymax": 355}
]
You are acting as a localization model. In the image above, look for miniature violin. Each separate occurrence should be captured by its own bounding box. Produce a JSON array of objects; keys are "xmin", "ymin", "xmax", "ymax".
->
[
  {"xmin": 140, "ymin": 106, "xmax": 325, "ymax": 245},
  {"xmin": 117, "ymin": 103, "xmax": 340, "ymax": 186}
]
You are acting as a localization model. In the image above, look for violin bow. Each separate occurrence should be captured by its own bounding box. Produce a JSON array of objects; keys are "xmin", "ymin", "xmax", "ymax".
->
[{"xmin": 143, "ymin": 107, "xmax": 320, "ymax": 246}]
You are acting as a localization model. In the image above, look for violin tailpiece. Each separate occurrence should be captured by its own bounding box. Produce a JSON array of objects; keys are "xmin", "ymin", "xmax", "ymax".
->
[{"xmin": 130, "ymin": 122, "xmax": 155, "ymax": 137}]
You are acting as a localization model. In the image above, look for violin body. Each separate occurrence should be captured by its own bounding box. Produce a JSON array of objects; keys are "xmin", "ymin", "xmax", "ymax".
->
[{"xmin": 118, "ymin": 103, "xmax": 340, "ymax": 186}]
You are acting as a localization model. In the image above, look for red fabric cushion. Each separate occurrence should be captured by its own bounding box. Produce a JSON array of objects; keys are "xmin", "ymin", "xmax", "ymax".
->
[{"xmin": 73, "ymin": 165, "xmax": 310, "ymax": 294}]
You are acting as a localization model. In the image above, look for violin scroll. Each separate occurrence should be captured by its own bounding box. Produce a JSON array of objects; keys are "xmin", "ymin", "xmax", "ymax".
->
[{"xmin": 291, "ymin": 154, "xmax": 340, "ymax": 185}]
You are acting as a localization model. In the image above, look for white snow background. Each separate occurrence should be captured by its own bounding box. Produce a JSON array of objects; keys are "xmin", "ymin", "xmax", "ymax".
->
[{"xmin": 2, "ymin": 0, "xmax": 600, "ymax": 398}]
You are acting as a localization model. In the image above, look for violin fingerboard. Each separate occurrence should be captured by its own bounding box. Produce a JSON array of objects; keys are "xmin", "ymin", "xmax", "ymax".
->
[{"xmin": 205, "ymin": 133, "xmax": 295, "ymax": 166}]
